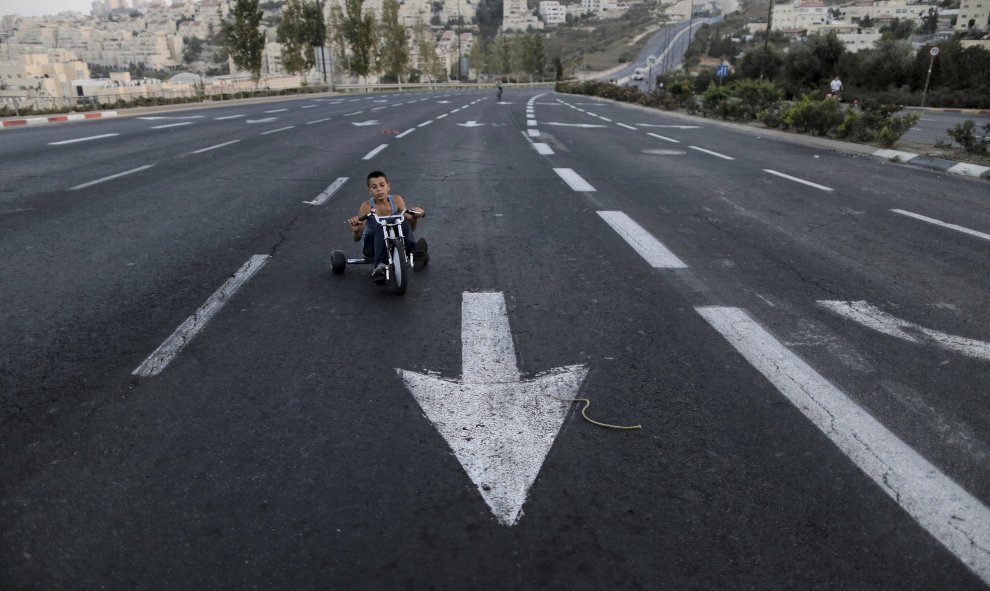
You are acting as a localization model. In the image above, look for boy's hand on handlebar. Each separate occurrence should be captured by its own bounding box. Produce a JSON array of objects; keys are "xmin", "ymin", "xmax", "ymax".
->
[
  {"xmin": 408, "ymin": 207, "xmax": 425, "ymax": 219},
  {"xmin": 347, "ymin": 216, "xmax": 361, "ymax": 227}
]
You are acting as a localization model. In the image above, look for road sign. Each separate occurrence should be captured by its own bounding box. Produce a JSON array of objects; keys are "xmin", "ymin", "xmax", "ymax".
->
[
  {"xmin": 647, "ymin": 54, "xmax": 657, "ymax": 66},
  {"xmin": 929, "ymin": 46, "xmax": 940, "ymax": 57},
  {"xmin": 716, "ymin": 64, "xmax": 730, "ymax": 78}
]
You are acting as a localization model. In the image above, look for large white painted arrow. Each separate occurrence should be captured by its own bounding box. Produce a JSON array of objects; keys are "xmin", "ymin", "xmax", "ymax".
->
[
  {"xmin": 456, "ymin": 120, "xmax": 485, "ymax": 127},
  {"xmin": 819, "ymin": 300, "xmax": 990, "ymax": 361},
  {"xmin": 351, "ymin": 120, "xmax": 380, "ymax": 126},
  {"xmin": 397, "ymin": 292, "xmax": 588, "ymax": 526}
]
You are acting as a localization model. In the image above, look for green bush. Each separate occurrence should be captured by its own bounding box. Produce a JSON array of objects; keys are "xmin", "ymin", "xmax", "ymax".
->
[
  {"xmin": 729, "ymin": 78, "xmax": 784, "ymax": 118},
  {"xmin": 757, "ymin": 103, "xmax": 788, "ymax": 128},
  {"xmin": 839, "ymin": 99, "xmax": 919, "ymax": 146},
  {"xmin": 701, "ymin": 82, "xmax": 733, "ymax": 119},
  {"xmin": 947, "ymin": 119, "xmax": 990, "ymax": 154},
  {"xmin": 781, "ymin": 94, "xmax": 844, "ymax": 135}
]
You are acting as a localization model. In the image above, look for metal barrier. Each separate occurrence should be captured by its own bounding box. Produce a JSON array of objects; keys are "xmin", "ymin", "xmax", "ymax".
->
[{"xmin": 0, "ymin": 81, "xmax": 557, "ymax": 118}]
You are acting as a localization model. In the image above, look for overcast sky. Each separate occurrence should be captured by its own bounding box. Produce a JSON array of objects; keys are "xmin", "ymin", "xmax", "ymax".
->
[{"xmin": 0, "ymin": 0, "xmax": 95, "ymax": 17}]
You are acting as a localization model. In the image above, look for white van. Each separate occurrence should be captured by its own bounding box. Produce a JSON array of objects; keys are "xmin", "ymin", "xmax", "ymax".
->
[{"xmin": 632, "ymin": 68, "xmax": 646, "ymax": 81}]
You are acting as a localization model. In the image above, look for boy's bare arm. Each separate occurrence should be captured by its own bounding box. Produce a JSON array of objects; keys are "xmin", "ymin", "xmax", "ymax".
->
[{"xmin": 348, "ymin": 202, "xmax": 371, "ymax": 241}]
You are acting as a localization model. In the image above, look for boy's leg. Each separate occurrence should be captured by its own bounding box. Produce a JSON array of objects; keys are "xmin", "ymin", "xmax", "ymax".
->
[
  {"xmin": 364, "ymin": 223, "xmax": 388, "ymax": 265},
  {"xmin": 363, "ymin": 223, "xmax": 388, "ymax": 284}
]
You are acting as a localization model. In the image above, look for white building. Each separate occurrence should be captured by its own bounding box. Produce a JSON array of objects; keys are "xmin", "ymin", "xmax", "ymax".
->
[
  {"xmin": 772, "ymin": 0, "xmax": 931, "ymax": 33},
  {"xmin": 503, "ymin": 0, "xmax": 544, "ymax": 30},
  {"xmin": 0, "ymin": 50, "xmax": 89, "ymax": 98},
  {"xmin": 956, "ymin": 0, "xmax": 990, "ymax": 30},
  {"xmin": 539, "ymin": 0, "xmax": 567, "ymax": 25}
]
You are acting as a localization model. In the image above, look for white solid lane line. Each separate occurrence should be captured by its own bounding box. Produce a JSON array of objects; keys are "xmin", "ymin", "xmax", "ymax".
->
[
  {"xmin": 764, "ymin": 169, "xmax": 833, "ymax": 191},
  {"xmin": 260, "ymin": 126, "xmax": 295, "ymax": 135},
  {"xmin": 48, "ymin": 133, "xmax": 119, "ymax": 145},
  {"xmin": 305, "ymin": 118, "xmax": 332, "ymax": 125},
  {"xmin": 597, "ymin": 211, "xmax": 687, "ymax": 268},
  {"xmin": 892, "ymin": 209, "xmax": 990, "ymax": 242},
  {"xmin": 67, "ymin": 164, "xmax": 154, "ymax": 191},
  {"xmin": 648, "ymin": 132, "xmax": 680, "ymax": 143},
  {"xmin": 689, "ymin": 145, "xmax": 735, "ymax": 160},
  {"xmin": 616, "ymin": 123, "xmax": 637, "ymax": 130},
  {"xmin": 363, "ymin": 144, "xmax": 388, "ymax": 160},
  {"xmin": 304, "ymin": 176, "xmax": 349, "ymax": 206},
  {"xmin": 696, "ymin": 305, "xmax": 990, "ymax": 587},
  {"xmin": 553, "ymin": 168, "xmax": 596, "ymax": 192},
  {"xmin": 133, "ymin": 255, "xmax": 270, "ymax": 377},
  {"xmin": 151, "ymin": 122, "xmax": 194, "ymax": 129},
  {"xmin": 190, "ymin": 140, "xmax": 240, "ymax": 154},
  {"xmin": 214, "ymin": 114, "xmax": 245, "ymax": 120}
]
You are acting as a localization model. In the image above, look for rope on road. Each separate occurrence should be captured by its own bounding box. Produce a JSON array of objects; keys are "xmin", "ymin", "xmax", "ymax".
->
[{"xmin": 547, "ymin": 395, "xmax": 641, "ymax": 430}]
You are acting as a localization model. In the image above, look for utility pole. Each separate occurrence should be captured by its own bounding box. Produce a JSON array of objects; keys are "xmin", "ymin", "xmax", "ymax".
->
[
  {"xmin": 315, "ymin": 0, "xmax": 327, "ymax": 84},
  {"xmin": 759, "ymin": 0, "xmax": 774, "ymax": 79}
]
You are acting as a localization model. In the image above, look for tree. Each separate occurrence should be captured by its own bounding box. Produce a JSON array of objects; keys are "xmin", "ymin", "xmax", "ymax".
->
[
  {"xmin": 856, "ymin": 38, "xmax": 914, "ymax": 89},
  {"xmin": 277, "ymin": 0, "xmax": 314, "ymax": 74},
  {"xmin": 221, "ymin": 0, "xmax": 266, "ymax": 81},
  {"xmin": 182, "ymin": 36, "xmax": 204, "ymax": 64},
  {"xmin": 378, "ymin": 0, "xmax": 409, "ymax": 82},
  {"xmin": 518, "ymin": 32, "xmax": 546, "ymax": 80},
  {"xmin": 342, "ymin": 0, "xmax": 376, "ymax": 81},
  {"xmin": 921, "ymin": 8, "xmax": 939, "ymax": 35},
  {"xmin": 469, "ymin": 37, "xmax": 487, "ymax": 79},
  {"xmin": 413, "ymin": 17, "xmax": 442, "ymax": 81},
  {"xmin": 276, "ymin": 0, "xmax": 324, "ymax": 75},
  {"xmin": 880, "ymin": 18, "xmax": 916, "ymax": 40},
  {"xmin": 328, "ymin": 4, "xmax": 349, "ymax": 75},
  {"xmin": 493, "ymin": 34, "xmax": 513, "ymax": 77}
]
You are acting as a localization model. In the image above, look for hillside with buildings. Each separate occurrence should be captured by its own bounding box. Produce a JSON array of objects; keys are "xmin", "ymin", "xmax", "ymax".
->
[{"xmin": 0, "ymin": 0, "xmax": 986, "ymax": 111}]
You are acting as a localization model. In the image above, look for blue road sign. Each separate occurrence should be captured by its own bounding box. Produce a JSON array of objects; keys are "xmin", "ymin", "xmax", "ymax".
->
[{"xmin": 716, "ymin": 64, "xmax": 729, "ymax": 78}]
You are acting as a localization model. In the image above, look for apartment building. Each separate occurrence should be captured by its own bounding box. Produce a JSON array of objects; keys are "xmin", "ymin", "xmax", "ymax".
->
[
  {"xmin": 772, "ymin": 0, "xmax": 930, "ymax": 32},
  {"xmin": 539, "ymin": 1, "xmax": 568, "ymax": 26},
  {"xmin": 956, "ymin": 0, "xmax": 989, "ymax": 30},
  {"xmin": 503, "ymin": 0, "xmax": 544, "ymax": 30},
  {"xmin": 0, "ymin": 49, "xmax": 89, "ymax": 99}
]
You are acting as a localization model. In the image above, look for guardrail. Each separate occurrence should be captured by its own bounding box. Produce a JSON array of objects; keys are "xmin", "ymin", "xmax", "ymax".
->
[{"xmin": 0, "ymin": 80, "xmax": 558, "ymax": 118}]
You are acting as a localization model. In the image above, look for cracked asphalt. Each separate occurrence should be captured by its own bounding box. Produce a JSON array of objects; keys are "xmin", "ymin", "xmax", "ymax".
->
[{"xmin": 1, "ymin": 88, "xmax": 987, "ymax": 589}]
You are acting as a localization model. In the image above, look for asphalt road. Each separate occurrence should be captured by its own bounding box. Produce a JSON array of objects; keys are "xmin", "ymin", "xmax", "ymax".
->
[
  {"xmin": 903, "ymin": 110, "xmax": 990, "ymax": 146},
  {"xmin": 610, "ymin": 19, "xmax": 705, "ymax": 86},
  {"xmin": 1, "ymin": 89, "xmax": 988, "ymax": 590}
]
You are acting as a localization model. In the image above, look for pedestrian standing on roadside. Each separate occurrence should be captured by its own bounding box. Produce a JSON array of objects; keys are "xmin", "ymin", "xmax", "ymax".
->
[{"xmin": 829, "ymin": 75, "xmax": 843, "ymax": 99}]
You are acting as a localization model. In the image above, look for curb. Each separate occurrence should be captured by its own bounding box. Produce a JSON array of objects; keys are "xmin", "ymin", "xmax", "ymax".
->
[
  {"xmin": 907, "ymin": 107, "xmax": 990, "ymax": 116},
  {"xmin": 576, "ymin": 95, "xmax": 990, "ymax": 181},
  {"xmin": 1, "ymin": 110, "xmax": 118, "ymax": 129},
  {"xmin": 872, "ymin": 149, "xmax": 990, "ymax": 178}
]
